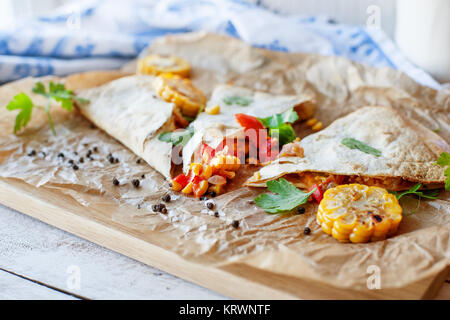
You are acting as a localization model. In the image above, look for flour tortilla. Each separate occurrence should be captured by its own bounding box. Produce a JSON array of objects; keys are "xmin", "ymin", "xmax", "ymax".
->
[
  {"xmin": 246, "ymin": 106, "xmax": 449, "ymax": 190},
  {"xmin": 77, "ymin": 75, "xmax": 176, "ymax": 179},
  {"xmin": 182, "ymin": 84, "xmax": 315, "ymax": 173}
]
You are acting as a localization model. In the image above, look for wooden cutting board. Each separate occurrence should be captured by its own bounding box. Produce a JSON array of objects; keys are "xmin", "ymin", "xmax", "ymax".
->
[{"xmin": 0, "ymin": 177, "xmax": 448, "ymax": 299}]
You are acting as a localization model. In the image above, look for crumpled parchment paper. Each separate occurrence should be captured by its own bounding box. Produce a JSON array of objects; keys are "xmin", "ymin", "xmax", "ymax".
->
[{"xmin": 0, "ymin": 31, "xmax": 449, "ymax": 293}]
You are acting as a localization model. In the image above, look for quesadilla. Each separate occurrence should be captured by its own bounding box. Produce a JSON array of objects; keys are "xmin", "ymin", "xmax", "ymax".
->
[
  {"xmin": 165, "ymin": 84, "xmax": 315, "ymax": 197},
  {"xmin": 77, "ymin": 75, "xmax": 185, "ymax": 179},
  {"xmin": 246, "ymin": 106, "xmax": 449, "ymax": 191},
  {"xmin": 182, "ymin": 84, "xmax": 315, "ymax": 174}
]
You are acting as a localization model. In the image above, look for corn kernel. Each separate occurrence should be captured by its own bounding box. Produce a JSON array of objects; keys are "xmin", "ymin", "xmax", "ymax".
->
[
  {"xmin": 182, "ymin": 182, "xmax": 193, "ymax": 194},
  {"xmin": 210, "ymin": 155, "xmax": 240, "ymax": 171},
  {"xmin": 201, "ymin": 165, "xmax": 213, "ymax": 179},
  {"xmin": 190, "ymin": 163, "xmax": 202, "ymax": 176},
  {"xmin": 194, "ymin": 180, "xmax": 209, "ymax": 197},
  {"xmin": 306, "ymin": 118, "xmax": 318, "ymax": 127},
  {"xmin": 312, "ymin": 121, "xmax": 323, "ymax": 131},
  {"xmin": 171, "ymin": 180, "xmax": 183, "ymax": 192},
  {"xmin": 205, "ymin": 104, "xmax": 220, "ymax": 115}
]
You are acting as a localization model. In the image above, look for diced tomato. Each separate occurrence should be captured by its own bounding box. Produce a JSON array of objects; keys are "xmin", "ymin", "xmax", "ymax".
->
[
  {"xmin": 259, "ymin": 137, "xmax": 279, "ymax": 162},
  {"xmin": 190, "ymin": 175, "xmax": 204, "ymax": 185},
  {"xmin": 235, "ymin": 113, "xmax": 264, "ymax": 131},
  {"xmin": 309, "ymin": 184, "xmax": 324, "ymax": 203},
  {"xmin": 172, "ymin": 174, "xmax": 189, "ymax": 188},
  {"xmin": 200, "ymin": 143, "xmax": 215, "ymax": 162}
]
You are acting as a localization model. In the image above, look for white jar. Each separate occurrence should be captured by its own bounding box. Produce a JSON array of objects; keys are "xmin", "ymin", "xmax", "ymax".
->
[{"xmin": 396, "ymin": 0, "xmax": 450, "ymax": 83}]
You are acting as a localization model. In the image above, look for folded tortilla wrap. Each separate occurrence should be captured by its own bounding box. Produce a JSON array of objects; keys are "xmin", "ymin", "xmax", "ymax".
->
[
  {"xmin": 182, "ymin": 84, "xmax": 315, "ymax": 173},
  {"xmin": 246, "ymin": 106, "xmax": 449, "ymax": 190},
  {"xmin": 77, "ymin": 75, "xmax": 177, "ymax": 179}
]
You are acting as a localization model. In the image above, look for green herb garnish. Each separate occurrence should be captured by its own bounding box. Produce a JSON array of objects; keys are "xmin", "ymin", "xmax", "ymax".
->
[
  {"xmin": 6, "ymin": 81, "xmax": 88, "ymax": 136},
  {"xmin": 158, "ymin": 127, "xmax": 194, "ymax": 147},
  {"xmin": 269, "ymin": 123, "xmax": 297, "ymax": 146},
  {"xmin": 391, "ymin": 183, "xmax": 440, "ymax": 215},
  {"xmin": 432, "ymin": 127, "xmax": 441, "ymax": 133},
  {"xmin": 392, "ymin": 183, "xmax": 440, "ymax": 201},
  {"xmin": 436, "ymin": 152, "xmax": 450, "ymax": 190},
  {"xmin": 254, "ymin": 178, "xmax": 315, "ymax": 213},
  {"xmin": 259, "ymin": 108, "xmax": 299, "ymax": 146},
  {"xmin": 223, "ymin": 96, "xmax": 253, "ymax": 106},
  {"xmin": 259, "ymin": 108, "xmax": 299, "ymax": 128},
  {"xmin": 341, "ymin": 137, "xmax": 381, "ymax": 157}
]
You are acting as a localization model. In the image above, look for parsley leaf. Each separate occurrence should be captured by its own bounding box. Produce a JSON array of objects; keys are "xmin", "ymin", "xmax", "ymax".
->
[
  {"xmin": 436, "ymin": 152, "xmax": 450, "ymax": 190},
  {"xmin": 6, "ymin": 81, "xmax": 89, "ymax": 136},
  {"xmin": 223, "ymin": 96, "xmax": 253, "ymax": 106},
  {"xmin": 254, "ymin": 178, "xmax": 315, "ymax": 213},
  {"xmin": 158, "ymin": 127, "xmax": 194, "ymax": 146},
  {"xmin": 392, "ymin": 183, "xmax": 440, "ymax": 201},
  {"xmin": 341, "ymin": 137, "xmax": 381, "ymax": 157},
  {"xmin": 259, "ymin": 108, "xmax": 299, "ymax": 128},
  {"xmin": 6, "ymin": 93, "xmax": 34, "ymax": 134}
]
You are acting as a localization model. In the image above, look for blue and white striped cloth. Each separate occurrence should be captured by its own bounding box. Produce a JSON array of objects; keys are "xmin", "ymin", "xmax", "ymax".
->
[{"xmin": 0, "ymin": 0, "xmax": 441, "ymax": 89}]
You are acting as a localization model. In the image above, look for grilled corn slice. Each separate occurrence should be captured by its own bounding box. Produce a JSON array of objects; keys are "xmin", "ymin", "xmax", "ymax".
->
[
  {"xmin": 317, "ymin": 184, "xmax": 402, "ymax": 243},
  {"xmin": 154, "ymin": 75, "xmax": 206, "ymax": 117},
  {"xmin": 137, "ymin": 54, "xmax": 191, "ymax": 78}
]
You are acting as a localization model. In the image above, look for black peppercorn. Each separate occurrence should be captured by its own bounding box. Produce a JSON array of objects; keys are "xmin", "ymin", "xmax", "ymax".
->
[
  {"xmin": 79, "ymin": 157, "xmax": 84, "ymax": 163},
  {"xmin": 27, "ymin": 150, "xmax": 36, "ymax": 156},
  {"xmin": 137, "ymin": 204, "xmax": 141, "ymax": 209},
  {"xmin": 74, "ymin": 151, "xmax": 78, "ymax": 156},
  {"xmin": 114, "ymin": 158, "xmax": 119, "ymax": 163},
  {"xmin": 214, "ymin": 212, "xmax": 219, "ymax": 217},
  {"xmin": 231, "ymin": 220, "xmax": 239, "ymax": 229},
  {"xmin": 73, "ymin": 165, "xmax": 79, "ymax": 171},
  {"xmin": 297, "ymin": 207, "xmax": 305, "ymax": 214},
  {"xmin": 141, "ymin": 174, "xmax": 145, "ymax": 179},
  {"xmin": 152, "ymin": 204, "xmax": 159, "ymax": 212},
  {"xmin": 162, "ymin": 194, "xmax": 171, "ymax": 202},
  {"xmin": 57, "ymin": 152, "xmax": 65, "ymax": 158},
  {"xmin": 132, "ymin": 179, "xmax": 140, "ymax": 188},
  {"xmin": 304, "ymin": 227, "xmax": 311, "ymax": 235},
  {"xmin": 93, "ymin": 146, "xmax": 98, "ymax": 152},
  {"xmin": 109, "ymin": 157, "xmax": 115, "ymax": 164},
  {"xmin": 161, "ymin": 207, "xmax": 168, "ymax": 214},
  {"xmin": 113, "ymin": 178, "xmax": 119, "ymax": 186},
  {"xmin": 206, "ymin": 202, "xmax": 215, "ymax": 210},
  {"xmin": 209, "ymin": 191, "xmax": 217, "ymax": 198},
  {"xmin": 159, "ymin": 203, "xmax": 166, "ymax": 210},
  {"xmin": 136, "ymin": 158, "xmax": 141, "ymax": 164},
  {"xmin": 68, "ymin": 159, "xmax": 74, "ymax": 165}
]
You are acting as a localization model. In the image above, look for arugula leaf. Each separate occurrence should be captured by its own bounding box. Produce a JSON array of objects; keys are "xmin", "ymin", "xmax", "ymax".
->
[
  {"xmin": 158, "ymin": 127, "xmax": 194, "ymax": 146},
  {"xmin": 341, "ymin": 137, "xmax": 381, "ymax": 157},
  {"xmin": 254, "ymin": 178, "xmax": 315, "ymax": 213},
  {"xmin": 269, "ymin": 123, "xmax": 297, "ymax": 146},
  {"xmin": 436, "ymin": 152, "xmax": 450, "ymax": 190},
  {"xmin": 223, "ymin": 96, "xmax": 253, "ymax": 106},
  {"xmin": 393, "ymin": 183, "xmax": 440, "ymax": 201},
  {"xmin": 6, "ymin": 93, "xmax": 34, "ymax": 134},
  {"xmin": 259, "ymin": 108, "xmax": 299, "ymax": 128}
]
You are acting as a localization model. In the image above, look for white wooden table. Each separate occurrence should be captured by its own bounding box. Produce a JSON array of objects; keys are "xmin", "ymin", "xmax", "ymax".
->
[
  {"xmin": 1, "ymin": 201, "xmax": 448, "ymax": 300},
  {"xmin": 0, "ymin": 203, "xmax": 226, "ymax": 300}
]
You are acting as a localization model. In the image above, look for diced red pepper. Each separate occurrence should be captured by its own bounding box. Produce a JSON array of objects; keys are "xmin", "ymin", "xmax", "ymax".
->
[
  {"xmin": 172, "ymin": 174, "xmax": 189, "ymax": 188},
  {"xmin": 235, "ymin": 113, "xmax": 264, "ymax": 131},
  {"xmin": 309, "ymin": 183, "xmax": 324, "ymax": 203}
]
